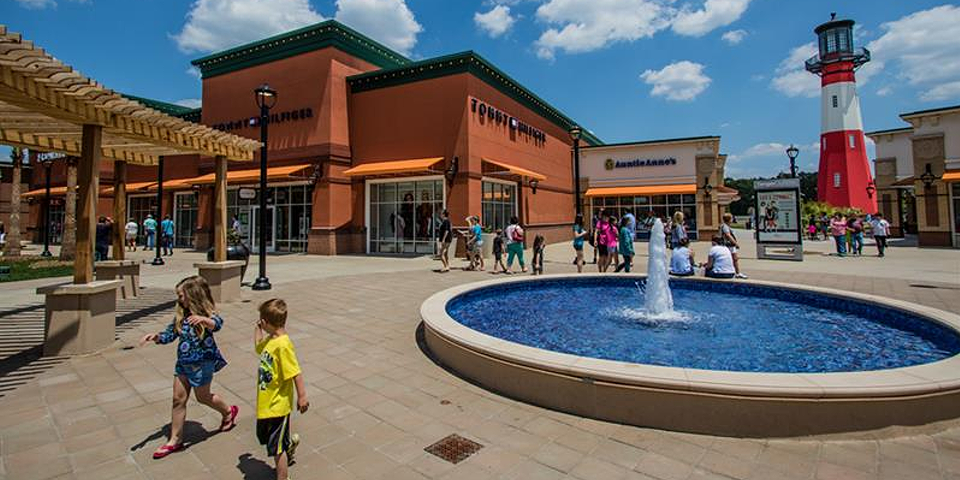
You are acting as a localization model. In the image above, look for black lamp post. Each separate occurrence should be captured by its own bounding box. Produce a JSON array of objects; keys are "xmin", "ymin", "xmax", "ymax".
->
[
  {"xmin": 920, "ymin": 163, "xmax": 937, "ymax": 189},
  {"xmin": 530, "ymin": 178, "xmax": 539, "ymax": 195},
  {"xmin": 569, "ymin": 126, "xmax": 582, "ymax": 215},
  {"xmin": 40, "ymin": 154, "xmax": 54, "ymax": 257},
  {"xmin": 865, "ymin": 181, "xmax": 876, "ymax": 199},
  {"xmin": 703, "ymin": 176, "xmax": 713, "ymax": 197},
  {"xmin": 152, "ymin": 156, "xmax": 165, "ymax": 265},
  {"xmin": 786, "ymin": 144, "xmax": 799, "ymax": 178},
  {"xmin": 252, "ymin": 83, "xmax": 277, "ymax": 291}
]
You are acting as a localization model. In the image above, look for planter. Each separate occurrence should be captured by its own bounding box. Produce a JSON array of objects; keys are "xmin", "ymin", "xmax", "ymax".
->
[
  {"xmin": 480, "ymin": 233, "xmax": 496, "ymax": 259},
  {"xmin": 207, "ymin": 243, "xmax": 250, "ymax": 281}
]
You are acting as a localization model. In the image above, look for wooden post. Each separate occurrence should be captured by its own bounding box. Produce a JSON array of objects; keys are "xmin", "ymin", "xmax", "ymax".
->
[
  {"xmin": 75, "ymin": 124, "xmax": 101, "ymax": 284},
  {"xmin": 214, "ymin": 155, "xmax": 228, "ymax": 262},
  {"xmin": 59, "ymin": 157, "xmax": 78, "ymax": 261},
  {"xmin": 112, "ymin": 160, "xmax": 127, "ymax": 260}
]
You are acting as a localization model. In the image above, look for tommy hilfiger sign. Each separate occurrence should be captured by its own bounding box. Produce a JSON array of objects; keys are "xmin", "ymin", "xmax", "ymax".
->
[
  {"xmin": 212, "ymin": 107, "xmax": 314, "ymax": 132},
  {"xmin": 470, "ymin": 98, "xmax": 546, "ymax": 143}
]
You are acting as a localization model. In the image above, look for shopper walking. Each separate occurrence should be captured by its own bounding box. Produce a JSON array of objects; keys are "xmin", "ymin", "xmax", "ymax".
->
[
  {"xmin": 830, "ymin": 213, "xmax": 847, "ymax": 257},
  {"xmin": 572, "ymin": 214, "xmax": 588, "ymax": 273},
  {"xmin": 504, "ymin": 216, "xmax": 526, "ymax": 273},
  {"xmin": 593, "ymin": 211, "xmax": 614, "ymax": 272},
  {"xmin": 125, "ymin": 217, "xmax": 138, "ymax": 252},
  {"xmin": 161, "ymin": 215, "xmax": 175, "ymax": 256},
  {"xmin": 870, "ymin": 213, "xmax": 890, "ymax": 257},
  {"xmin": 436, "ymin": 210, "xmax": 452, "ymax": 272},
  {"xmin": 143, "ymin": 214, "xmax": 157, "ymax": 251},
  {"xmin": 848, "ymin": 214, "xmax": 864, "ymax": 255},
  {"xmin": 720, "ymin": 213, "xmax": 747, "ymax": 279},
  {"xmin": 95, "ymin": 216, "xmax": 111, "ymax": 261},
  {"xmin": 670, "ymin": 211, "xmax": 688, "ymax": 249},
  {"xmin": 614, "ymin": 216, "xmax": 635, "ymax": 273}
]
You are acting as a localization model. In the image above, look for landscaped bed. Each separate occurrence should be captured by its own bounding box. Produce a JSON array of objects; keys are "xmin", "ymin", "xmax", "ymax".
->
[{"xmin": 0, "ymin": 257, "xmax": 73, "ymax": 282}]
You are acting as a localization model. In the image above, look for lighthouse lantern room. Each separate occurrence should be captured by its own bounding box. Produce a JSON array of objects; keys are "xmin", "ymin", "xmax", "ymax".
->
[{"xmin": 805, "ymin": 13, "xmax": 877, "ymax": 212}]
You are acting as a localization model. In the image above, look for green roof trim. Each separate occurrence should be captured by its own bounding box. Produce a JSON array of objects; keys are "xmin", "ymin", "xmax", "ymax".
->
[
  {"xmin": 581, "ymin": 136, "xmax": 720, "ymax": 149},
  {"xmin": 191, "ymin": 20, "xmax": 410, "ymax": 79},
  {"xmin": 347, "ymin": 51, "xmax": 603, "ymax": 146},
  {"xmin": 899, "ymin": 104, "xmax": 960, "ymax": 119},
  {"xmin": 122, "ymin": 94, "xmax": 197, "ymax": 117}
]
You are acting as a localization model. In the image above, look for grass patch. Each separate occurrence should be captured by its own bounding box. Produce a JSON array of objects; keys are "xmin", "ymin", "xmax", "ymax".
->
[{"xmin": 0, "ymin": 257, "xmax": 73, "ymax": 282}]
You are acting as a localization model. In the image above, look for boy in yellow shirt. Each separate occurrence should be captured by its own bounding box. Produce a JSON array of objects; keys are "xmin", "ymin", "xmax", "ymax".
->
[{"xmin": 255, "ymin": 299, "xmax": 309, "ymax": 480}]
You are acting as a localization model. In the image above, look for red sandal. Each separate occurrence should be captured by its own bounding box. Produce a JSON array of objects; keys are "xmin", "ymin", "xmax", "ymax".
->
[
  {"xmin": 152, "ymin": 443, "xmax": 184, "ymax": 459},
  {"xmin": 220, "ymin": 405, "xmax": 239, "ymax": 432}
]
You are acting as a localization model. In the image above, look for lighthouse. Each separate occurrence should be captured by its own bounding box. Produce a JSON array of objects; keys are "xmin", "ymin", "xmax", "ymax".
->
[{"xmin": 805, "ymin": 14, "xmax": 877, "ymax": 212}]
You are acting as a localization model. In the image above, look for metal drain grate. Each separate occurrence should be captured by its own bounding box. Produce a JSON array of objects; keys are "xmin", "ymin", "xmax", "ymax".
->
[{"xmin": 424, "ymin": 434, "xmax": 483, "ymax": 464}]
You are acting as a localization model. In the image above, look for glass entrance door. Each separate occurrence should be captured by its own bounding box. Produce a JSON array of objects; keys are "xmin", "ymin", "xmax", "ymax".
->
[
  {"xmin": 250, "ymin": 206, "xmax": 276, "ymax": 253},
  {"xmin": 368, "ymin": 179, "xmax": 444, "ymax": 254},
  {"xmin": 174, "ymin": 192, "xmax": 198, "ymax": 248}
]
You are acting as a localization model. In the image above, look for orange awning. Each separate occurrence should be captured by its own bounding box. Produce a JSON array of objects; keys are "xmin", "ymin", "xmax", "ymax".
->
[
  {"xmin": 102, "ymin": 181, "xmax": 157, "ymax": 195},
  {"xmin": 22, "ymin": 186, "xmax": 71, "ymax": 198},
  {"xmin": 943, "ymin": 170, "xmax": 960, "ymax": 182},
  {"xmin": 482, "ymin": 158, "xmax": 547, "ymax": 181},
  {"xmin": 585, "ymin": 184, "xmax": 697, "ymax": 197},
  {"xmin": 343, "ymin": 157, "xmax": 443, "ymax": 177},
  {"xmin": 189, "ymin": 164, "xmax": 313, "ymax": 185}
]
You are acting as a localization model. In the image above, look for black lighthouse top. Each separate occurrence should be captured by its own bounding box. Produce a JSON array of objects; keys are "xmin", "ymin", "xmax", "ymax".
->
[{"xmin": 805, "ymin": 13, "xmax": 870, "ymax": 75}]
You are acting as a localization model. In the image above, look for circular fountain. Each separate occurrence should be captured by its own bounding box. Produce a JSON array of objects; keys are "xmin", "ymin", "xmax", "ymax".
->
[{"xmin": 421, "ymin": 221, "xmax": 960, "ymax": 437}]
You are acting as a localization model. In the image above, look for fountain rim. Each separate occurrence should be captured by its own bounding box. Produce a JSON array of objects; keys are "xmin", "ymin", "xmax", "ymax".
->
[{"xmin": 421, "ymin": 273, "xmax": 960, "ymax": 399}]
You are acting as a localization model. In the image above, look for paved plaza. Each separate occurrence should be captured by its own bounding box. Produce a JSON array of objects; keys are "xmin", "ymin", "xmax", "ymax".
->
[{"xmin": 0, "ymin": 233, "xmax": 959, "ymax": 480}]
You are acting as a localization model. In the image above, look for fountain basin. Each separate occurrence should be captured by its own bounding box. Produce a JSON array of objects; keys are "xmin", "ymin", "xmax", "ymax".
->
[{"xmin": 421, "ymin": 274, "xmax": 960, "ymax": 437}]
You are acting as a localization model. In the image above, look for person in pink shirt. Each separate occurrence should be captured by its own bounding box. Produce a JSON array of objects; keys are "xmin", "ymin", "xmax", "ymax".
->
[
  {"xmin": 829, "ymin": 213, "xmax": 848, "ymax": 257},
  {"xmin": 593, "ymin": 210, "xmax": 615, "ymax": 272}
]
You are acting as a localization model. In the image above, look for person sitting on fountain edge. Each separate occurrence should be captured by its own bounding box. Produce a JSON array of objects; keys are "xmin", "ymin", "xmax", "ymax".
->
[
  {"xmin": 669, "ymin": 238, "xmax": 695, "ymax": 276},
  {"xmin": 701, "ymin": 236, "xmax": 736, "ymax": 279}
]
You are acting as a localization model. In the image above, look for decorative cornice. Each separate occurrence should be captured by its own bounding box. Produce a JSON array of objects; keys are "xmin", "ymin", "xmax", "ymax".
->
[
  {"xmin": 347, "ymin": 51, "xmax": 603, "ymax": 146},
  {"xmin": 190, "ymin": 20, "xmax": 410, "ymax": 79}
]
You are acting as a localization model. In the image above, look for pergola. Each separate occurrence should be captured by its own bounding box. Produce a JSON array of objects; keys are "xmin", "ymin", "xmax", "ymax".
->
[{"xmin": 0, "ymin": 25, "xmax": 260, "ymax": 354}]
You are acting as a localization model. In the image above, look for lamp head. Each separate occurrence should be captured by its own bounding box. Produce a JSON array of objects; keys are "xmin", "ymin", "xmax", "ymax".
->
[
  {"xmin": 254, "ymin": 83, "xmax": 277, "ymax": 109},
  {"xmin": 920, "ymin": 163, "xmax": 937, "ymax": 188},
  {"xmin": 568, "ymin": 125, "xmax": 582, "ymax": 141},
  {"xmin": 786, "ymin": 144, "xmax": 799, "ymax": 161},
  {"xmin": 529, "ymin": 178, "xmax": 540, "ymax": 194},
  {"xmin": 865, "ymin": 181, "xmax": 876, "ymax": 199},
  {"xmin": 703, "ymin": 176, "xmax": 713, "ymax": 195}
]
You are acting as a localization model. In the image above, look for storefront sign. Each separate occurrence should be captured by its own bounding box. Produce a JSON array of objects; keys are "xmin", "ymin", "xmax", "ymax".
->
[
  {"xmin": 604, "ymin": 157, "xmax": 677, "ymax": 170},
  {"xmin": 238, "ymin": 187, "xmax": 257, "ymax": 200},
  {"xmin": 213, "ymin": 107, "xmax": 314, "ymax": 132},
  {"xmin": 470, "ymin": 98, "xmax": 546, "ymax": 143}
]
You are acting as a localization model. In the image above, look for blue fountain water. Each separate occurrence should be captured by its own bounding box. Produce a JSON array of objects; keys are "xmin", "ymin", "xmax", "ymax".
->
[{"xmin": 445, "ymin": 277, "xmax": 960, "ymax": 373}]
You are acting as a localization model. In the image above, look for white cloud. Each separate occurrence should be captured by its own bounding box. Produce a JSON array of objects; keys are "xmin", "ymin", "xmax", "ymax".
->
[
  {"xmin": 475, "ymin": 5, "xmax": 516, "ymax": 38},
  {"xmin": 720, "ymin": 29, "xmax": 746, "ymax": 45},
  {"xmin": 865, "ymin": 5, "xmax": 960, "ymax": 103},
  {"xmin": 671, "ymin": 0, "xmax": 751, "ymax": 37},
  {"xmin": 175, "ymin": 99, "xmax": 202, "ymax": 108},
  {"xmin": 726, "ymin": 141, "xmax": 819, "ymax": 177},
  {"xmin": 640, "ymin": 61, "xmax": 711, "ymax": 101},
  {"xmin": 875, "ymin": 86, "xmax": 892, "ymax": 97},
  {"xmin": 770, "ymin": 42, "xmax": 819, "ymax": 98},
  {"xmin": 16, "ymin": 0, "xmax": 55, "ymax": 8},
  {"xmin": 335, "ymin": 0, "xmax": 422, "ymax": 55},
  {"xmin": 534, "ymin": 0, "xmax": 672, "ymax": 60},
  {"xmin": 186, "ymin": 67, "xmax": 201, "ymax": 80},
  {"xmin": 174, "ymin": 0, "xmax": 324, "ymax": 53}
]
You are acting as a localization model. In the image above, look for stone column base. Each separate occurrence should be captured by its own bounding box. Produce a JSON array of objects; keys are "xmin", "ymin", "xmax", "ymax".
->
[
  {"xmin": 194, "ymin": 261, "xmax": 244, "ymax": 303},
  {"xmin": 37, "ymin": 281, "xmax": 121, "ymax": 356},
  {"xmin": 95, "ymin": 260, "xmax": 140, "ymax": 300}
]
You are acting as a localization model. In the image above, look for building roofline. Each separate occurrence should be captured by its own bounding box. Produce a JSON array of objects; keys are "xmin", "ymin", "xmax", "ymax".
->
[
  {"xmin": 346, "ymin": 51, "xmax": 602, "ymax": 146},
  {"xmin": 190, "ymin": 20, "xmax": 410, "ymax": 79},
  {"xmin": 122, "ymin": 94, "xmax": 198, "ymax": 117},
  {"xmin": 900, "ymin": 104, "xmax": 960, "ymax": 120},
  {"xmin": 864, "ymin": 127, "xmax": 912, "ymax": 137},
  {"xmin": 580, "ymin": 136, "xmax": 720, "ymax": 150}
]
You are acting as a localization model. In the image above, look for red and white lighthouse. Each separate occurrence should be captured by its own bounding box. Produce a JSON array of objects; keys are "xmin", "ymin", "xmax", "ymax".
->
[{"xmin": 805, "ymin": 14, "xmax": 877, "ymax": 212}]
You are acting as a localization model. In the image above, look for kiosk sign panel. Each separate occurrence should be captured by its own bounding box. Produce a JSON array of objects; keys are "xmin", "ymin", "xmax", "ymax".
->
[{"xmin": 754, "ymin": 178, "xmax": 802, "ymax": 261}]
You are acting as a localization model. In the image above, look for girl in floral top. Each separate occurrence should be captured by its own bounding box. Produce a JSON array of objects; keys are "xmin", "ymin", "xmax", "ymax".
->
[{"xmin": 140, "ymin": 276, "xmax": 238, "ymax": 459}]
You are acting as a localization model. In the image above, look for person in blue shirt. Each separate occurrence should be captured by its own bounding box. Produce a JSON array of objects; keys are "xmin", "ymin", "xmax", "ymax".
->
[
  {"xmin": 622, "ymin": 209, "xmax": 636, "ymax": 242},
  {"xmin": 572, "ymin": 214, "xmax": 588, "ymax": 273},
  {"xmin": 143, "ymin": 214, "xmax": 157, "ymax": 251},
  {"xmin": 469, "ymin": 216, "xmax": 484, "ymax": 271},
  {"xmin": 161, "ymin": 215, "xmax": 175, "ymax": 256},
  {"xmin": 614, "ymin": 216, "xmax": 635, "ymax": 273}
]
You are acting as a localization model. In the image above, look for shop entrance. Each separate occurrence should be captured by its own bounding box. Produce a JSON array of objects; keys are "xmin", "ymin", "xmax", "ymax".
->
[
  {"xmin": 174, "ymin": 192, "xmax": 198, "ymax": 248},
  {"xmin": 250, "ymin": 205, "xmax": 276, "ymax": 253},
  {"xmin": 367, "ymin": 177, "xmax": 444, "ymax": 254},
  {"xmin": 128, "ymin": 195, "xmax": 157, "ymax": 246}
]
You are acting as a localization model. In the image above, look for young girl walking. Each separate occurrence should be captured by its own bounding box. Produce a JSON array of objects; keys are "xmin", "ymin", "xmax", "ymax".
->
[{"xmin": 140, "ymin": 276, "xmax": 239, "ymax": 459}]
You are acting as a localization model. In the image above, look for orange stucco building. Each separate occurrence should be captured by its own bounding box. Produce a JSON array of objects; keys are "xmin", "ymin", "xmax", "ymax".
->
[{"xmin": 23, "ymin": 20, "xmax": 729, "ymax": 255}]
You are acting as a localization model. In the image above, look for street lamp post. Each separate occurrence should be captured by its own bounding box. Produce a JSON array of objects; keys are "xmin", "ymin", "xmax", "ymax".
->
[
  {"xmin": 569, "ymin": 126, "xmax": 582, "ymax": 216},
  {"xmin": 786, "ymin": 144, "xmax": 799, "ymax": 179},
  {"xmin": 252, "ymin": 83, "xmax": 277, "ymax": 291},
  {"xmin": 152, "ymin": 156, "xmax": 165, "ymax": 266},
  {"xmin": 865, "ymin": 181, "xmax": 876, "ymax": 200},
  {"xmin": 40, "ymin": 155, "xmax": 54, "ymax": 257}
]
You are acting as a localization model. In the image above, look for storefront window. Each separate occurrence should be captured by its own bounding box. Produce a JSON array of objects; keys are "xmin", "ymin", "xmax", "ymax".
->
[
  {"xmin": 482, "ymin": 180, "xmax": 517, "ymax": 231},
  {"xmin": 369, "ymin": 178, "xmax": 443, "ymax": 254},
  {"xmin": 590, "ymin": 193, "xmax": 698, "ymax": 240},
  {"xmin": 228, "ymin": 184, "xmax": 312, "ymax": 253},
  {"xmin": 174, "ymin": 192, "xmax": 198, "ymax": 248},
  {"xmin": 46, "ymin": 201, "xmax": 64, "ymax": 244}
]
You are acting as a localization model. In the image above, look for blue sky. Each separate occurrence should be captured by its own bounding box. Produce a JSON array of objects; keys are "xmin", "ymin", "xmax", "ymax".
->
[{"xmin": 5, "ymin": 0, "xmax": 960, "ymax": 178}]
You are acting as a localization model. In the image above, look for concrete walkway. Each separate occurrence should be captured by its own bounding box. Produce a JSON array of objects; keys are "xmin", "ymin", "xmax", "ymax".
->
[{"xmin": 0, "ymin": 235, "xmax": 958, "ymax": 480}]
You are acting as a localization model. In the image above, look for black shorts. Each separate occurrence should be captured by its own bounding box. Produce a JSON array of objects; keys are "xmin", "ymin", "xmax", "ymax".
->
[
  {"xmin": 597, "ymin": 244, "xmax": 609, "ymax": 256},
  {"xmin": 256, "ymin": 415, "xmax": 291, "ymax": 457}
]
